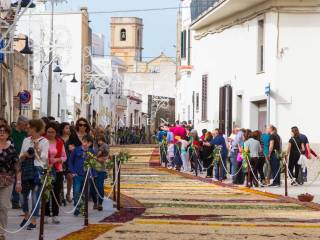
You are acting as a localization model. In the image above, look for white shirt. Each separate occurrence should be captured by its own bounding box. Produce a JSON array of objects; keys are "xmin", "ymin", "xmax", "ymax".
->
[
  {"xmin": 20, "ymin": 136, "xmax": 49, "ymax": 168},
  {"xmin": 167, "ymin": 144, "xmax": 175, "ymax": 158}
]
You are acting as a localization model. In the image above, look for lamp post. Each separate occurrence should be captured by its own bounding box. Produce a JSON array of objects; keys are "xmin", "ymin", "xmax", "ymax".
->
[{"xmin": 47, "ymin": 0, "xmax": 54, "ymax": 116}]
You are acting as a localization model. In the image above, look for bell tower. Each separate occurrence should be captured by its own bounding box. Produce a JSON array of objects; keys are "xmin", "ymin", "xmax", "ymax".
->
[{"xmin": 110, "ymin": 17, "xmax": 143, "ymax": 72}]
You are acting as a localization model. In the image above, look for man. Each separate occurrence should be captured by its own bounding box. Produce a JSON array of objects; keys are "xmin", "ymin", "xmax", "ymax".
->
[
  {"xmin": 230, "ymin": 128, "xmax": 244, "ymax": 184},
  {"xmin": 267, "ymin": 125, "xmax": 282, "ymax": 187},
  {"xmin": 10, "ymin": 116, "xmax": 29, "ymax": 209},
  {"xmin": 294, "ymin": 127, "xmax": 318, "ymax": 182},
  {"xmin": 261, "ymin": 127, "xmax": 271, "ymax": 184}
]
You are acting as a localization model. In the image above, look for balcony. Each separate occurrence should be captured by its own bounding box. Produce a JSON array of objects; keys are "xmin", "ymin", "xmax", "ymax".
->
[
  {"xmin": 191, "ymin": 0, "xmax": 218, "ymax": 22},
  {"xmin": 125, "ymin": 89, "xmax": 142, "ymax": 103},
  {"xmin": 116, "ymin": 96, "xmax": 128, "ymax": 110}
]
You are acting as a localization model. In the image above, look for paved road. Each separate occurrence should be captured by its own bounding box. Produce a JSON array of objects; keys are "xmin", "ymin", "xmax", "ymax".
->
[{"xmin": 96, "ymin": 146, "xmax": 320, "ymax": 240}]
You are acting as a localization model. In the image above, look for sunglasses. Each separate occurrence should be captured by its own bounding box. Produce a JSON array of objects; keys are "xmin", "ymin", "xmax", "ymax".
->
[
  {"xmin": 0, "ymin": 129, "xmax": 7, "ymax": 134},
  {"xmin": 78, "ymin": 124, "xmax": 88, "ymax": 127}
]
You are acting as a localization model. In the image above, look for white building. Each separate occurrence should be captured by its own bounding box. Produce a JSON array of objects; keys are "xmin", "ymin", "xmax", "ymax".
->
[
  {"xmin": 16, "ymin": 5, "xmax": 91, "ymax": 121},
  {"xmin": 176, "ymin": 0, "xmax": 194, "ymax": 124},
  {"xmin": 177, "ymin": 0, "xmax": 320, "ymax": 143},
  {"xmin": 90, "ymin": 56, "xmax": 128, "ymax": 128},
  {"xmin": 124, "ymin": 53, "xmax": 176, "ymax": 127}
]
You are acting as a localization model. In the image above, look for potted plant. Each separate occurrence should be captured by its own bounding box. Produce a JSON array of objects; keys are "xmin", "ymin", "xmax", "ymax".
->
[{"xmin": 298, "ymin": 193, "xmax": 314, "ymax": 202}]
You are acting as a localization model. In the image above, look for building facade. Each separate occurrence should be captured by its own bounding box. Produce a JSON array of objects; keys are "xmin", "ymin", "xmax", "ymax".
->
[
  {"xmin": 178, "ymin": 0, "xmax": 320, "ymax": 143},
  {"xmin": 17, "ymin": 5, "xmax": 91, "ymax": 121},
  {"xmin": 110, "ymin": 17, "xmax": 143, "ymax": 72},
  {"xmin": 176, "ymin": 0, "xmax": 195, "ymax": 124}
]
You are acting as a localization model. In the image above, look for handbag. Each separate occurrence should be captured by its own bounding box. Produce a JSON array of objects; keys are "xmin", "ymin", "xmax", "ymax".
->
[
  {"xmin": 0, "ymin": 173, "xmax": 14, "ymax": 188},
  {"xmin": 21, "ymin": 156, "xmax": 35, "ymax": 181},
  {"xmin": 291, "ymin": 137, "xmax": 307, "ymax": 170},
  {"xmin": 236, "ymin": 152, "xmax": 243, "ymax": 162}
]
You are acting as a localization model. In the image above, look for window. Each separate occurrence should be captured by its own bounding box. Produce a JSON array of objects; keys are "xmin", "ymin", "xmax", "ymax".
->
[
  {"xmin": 181, "ymin": 30, "xmax": 187, "ymax": 59},
  {"xmin": 257, "ymin": 19, "xmax": 264, "ymax": 73},
  {"xmin": 134, "ymin": 110, "xmax": 139, "ymax": 125},
  {"xmin": 120, "ymin": 29, "xmax": 126, "ymax": 41},
  {"xmin": 196, "ymin": 93, "xmax": 199, "ymax": 111},
  {"xmin": 57, "ymin": 94, "xmax": 60, "ymax": 117},
  {"xmin": 201, "ymin": 75, "xmax": 208, "ymax": 121}
]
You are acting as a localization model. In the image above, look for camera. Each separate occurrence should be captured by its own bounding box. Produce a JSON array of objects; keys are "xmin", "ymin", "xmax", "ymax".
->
[{"xmin": 27, "ymin": 147, "xmax": 35, "ymax": 156}]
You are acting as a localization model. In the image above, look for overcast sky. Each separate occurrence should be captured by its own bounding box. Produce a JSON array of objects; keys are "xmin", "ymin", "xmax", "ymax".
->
[{"xmin": 55, "ymin": 0, "xmax": 179, "ymax": 59}]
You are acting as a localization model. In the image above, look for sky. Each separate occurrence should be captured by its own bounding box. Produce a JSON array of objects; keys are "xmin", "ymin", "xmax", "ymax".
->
[{"xmin": 55, "ymin": 0, "xmax": 179, "ymax": 59}]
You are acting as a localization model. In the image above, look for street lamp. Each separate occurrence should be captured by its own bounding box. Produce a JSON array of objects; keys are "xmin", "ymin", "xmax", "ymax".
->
[
  {"xmin": 53, "ymin": 60, "xmax": 62, "ymax": 73},
  {"xmin": 60, "ymin": 73, "xmax": 78, "ymax": 83}
]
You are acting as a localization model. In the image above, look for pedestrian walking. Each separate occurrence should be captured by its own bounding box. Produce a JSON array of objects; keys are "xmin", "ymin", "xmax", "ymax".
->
[
  {"xmin": 68, "ymin": 135, "xmax": 95, "ymax": 217},
  {"xmin": 0, "ymin": 123, "xmax": 21, "ymax": 240},
  {"xmin": 20, "ymin": 119, "xmax": 49, "ymax": 230},
  {"xmin": 45, "ymin": 122, "xmax": 67, "ymax": 224},
  {"xmin": 10, "ymin": 116, "xmax": 28, "ymax": 209}
]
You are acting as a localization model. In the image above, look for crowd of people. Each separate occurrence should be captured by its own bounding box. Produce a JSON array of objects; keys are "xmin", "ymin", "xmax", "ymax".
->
[
  {"xmin": 158, "ymin": 121, "xmax": 318, "ymax": 188},
  {"xmin": 0, "ymin": 116, "xmax": 113, "ymax": 239},
  {"xmin": 115, "ymin": 126, "xmax": 146, "ymax": 145}
]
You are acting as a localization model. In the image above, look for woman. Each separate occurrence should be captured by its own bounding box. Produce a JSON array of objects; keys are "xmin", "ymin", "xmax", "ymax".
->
[
  {"xmin": 189, "ymin": 130, "xmax": 200, "ymax": 174},
  {"xmin": 208, "ymin": 129, "xmax": 228, "ymax": 181},
  {"xmin": 60, "ymin": 122, "xmax": 72, "ymax": 203},
  {"xmin": 244, "ymin": 130, "xmax": 262, "ymax": 187},
  {"xmin": 68, "ymin": 118, "xmax": 91, "ymax": 149},
  {"xmin": 287, "ymin": 127, "xmax": 305, "ymax": 185},
  {"xmin": 20, "ymin": 119, "xmax": 49, "ymax": 230},
  {"xmin": 45, "ymin": 122, "xmax": 67, "ymax": 224},
  {"xmin": 201, "ymin": 132, "xmax": 214, "ymax": 178},
  {"xmin": 0, "ymin": 124, "xmax": 21, "ymax": 240},
  {"xmin": 254, "ymin": 130, "xmax": 266, "ymax": 185}
]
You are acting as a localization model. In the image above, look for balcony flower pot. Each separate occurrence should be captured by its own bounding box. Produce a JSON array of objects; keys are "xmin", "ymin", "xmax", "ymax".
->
[{"xmin": 298, "ymin": 193, "xmax": 314, "ymax": 202}]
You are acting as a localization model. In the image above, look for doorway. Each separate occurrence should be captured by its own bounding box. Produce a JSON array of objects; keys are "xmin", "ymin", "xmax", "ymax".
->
[{"xmin": 250, "ymin": 100, "xmax": 267, "ymax": 132}]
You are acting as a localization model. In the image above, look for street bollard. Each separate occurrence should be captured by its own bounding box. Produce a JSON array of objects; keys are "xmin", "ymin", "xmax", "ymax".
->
[
  {"xmin": 84, "ymin": 172, "xmax": 89, "ymax": 226},
  {"xmin": 117, "ymin": 159, "xmax": 121, "ymax": 210},
  {"xmin": 284, "ymin": 158, "xmax": 288, "ymax": 196},
  {"xmin": 39, "ymin": 169, "xmax": 47, "ymax": 240},
  {"xmin": 113, "ymin": 156, "xmax": 116, "ymax": 203}
]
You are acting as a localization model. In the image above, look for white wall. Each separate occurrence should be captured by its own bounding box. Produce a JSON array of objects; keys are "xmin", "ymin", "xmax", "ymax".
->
[
  {"xmin": 190, "ymin": 8, "xmax": 320, "ymax": 143},
  {"xmin": 124, "ymin": 61, "xmax": 176, "ymax": 114},
  {"xmin": 17, "ymin": 9, "xmax": 82, "ymax": 120}
]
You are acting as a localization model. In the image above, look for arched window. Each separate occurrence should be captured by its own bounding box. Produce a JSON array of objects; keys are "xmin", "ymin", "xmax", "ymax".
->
[{"xmin": 120, "ymin": 29, "xmax": 126, "ymax": 41}]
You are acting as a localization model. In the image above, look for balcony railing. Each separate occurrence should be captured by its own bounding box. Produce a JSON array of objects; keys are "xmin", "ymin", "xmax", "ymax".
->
[
  {"xmin": 116, "ymin": 96, "xmax": 127, "ymax": 109},
  {"xmin": 191, "ymin": 0, "xmax": 218, "ymax": 22},
  {"xmin": 124, "ymin": 89, "xmax": 142, "ymax": 102}
]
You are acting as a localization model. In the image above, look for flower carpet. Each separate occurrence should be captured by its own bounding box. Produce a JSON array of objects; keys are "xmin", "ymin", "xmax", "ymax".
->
[{"xmin": 66, "ymin": 146, "xmax": 320, "ymax": 240}]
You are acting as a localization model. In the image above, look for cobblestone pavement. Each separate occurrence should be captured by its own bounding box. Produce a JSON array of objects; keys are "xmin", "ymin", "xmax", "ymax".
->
[{"xmin": 95, "ymin": 146, "xmax": 320, "ymax": 240}]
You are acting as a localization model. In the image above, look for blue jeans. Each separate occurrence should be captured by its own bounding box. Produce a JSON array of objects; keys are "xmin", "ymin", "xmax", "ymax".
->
[
  {"xmin": 215, "ymin": 155, "xmax": 227, "ymax": 180},
  {"xmin": 230, "ymin": 150, "xmax": 239, "ymax": 183},
  {"xmin": 21, "ymin": 180, "xmax": 41, "ymax": 217},
  {"xmin": 90, "ymin": 171, "xmax": 107, "ymax": 205},
  {"xmin": 270, "ymin": 153, "xmax": 280, "ymax": 184},
  {"xmin": 73, "ymin": 175, "xmax": 85, "ymax": 212},
  {"xmin": 174, "ymin": 145, "xmax": 182, "ymax": 167}
]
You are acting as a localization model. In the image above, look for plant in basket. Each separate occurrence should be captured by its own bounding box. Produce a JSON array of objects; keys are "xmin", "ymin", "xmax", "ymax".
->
[{"xmin": 298, "ymin": 193, "xmax": 314, "ymax": 202}]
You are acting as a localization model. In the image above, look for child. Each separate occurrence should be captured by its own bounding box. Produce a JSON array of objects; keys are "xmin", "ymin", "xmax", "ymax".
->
[
  {"xmin": 179, "ymin": 136, "xmax": 190, "ymax": 172},
  {"xmin": 92, "ymin": 135, "xmax": 109, "ymax": 211},
  {"xmin": 68, "ymin": 135, "xmax": 95, "ymax": 216},
  {"xmin": 167, "ymin": 140, "xmax": 175, "ymax": 169}
]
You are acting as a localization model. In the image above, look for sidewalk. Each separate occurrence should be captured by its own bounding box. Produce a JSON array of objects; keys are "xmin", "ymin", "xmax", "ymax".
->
[
  {"xmin": 5, "ymin": 199, "xmax": 115, "ymax": 240},
  {"xmin": 190, "ymin": 158, "xmax": 320, "ymax": 204}
]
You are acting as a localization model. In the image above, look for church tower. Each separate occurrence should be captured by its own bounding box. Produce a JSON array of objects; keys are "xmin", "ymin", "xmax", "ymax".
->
[{"xmin": 110, "ymin": 17, "xmax": 143, "ymax": 72}]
